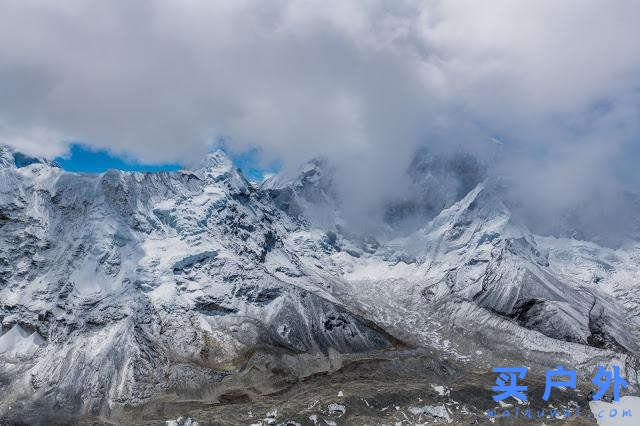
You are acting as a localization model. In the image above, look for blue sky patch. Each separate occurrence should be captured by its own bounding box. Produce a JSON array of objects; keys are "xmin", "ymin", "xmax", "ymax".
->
[
  {"xmin": 55, "ymin": 143, "xmax": 281, "ymax": 181},
  {"xmin": 55, "ymin": 144, "xmax": 181, "ymax": 173}
]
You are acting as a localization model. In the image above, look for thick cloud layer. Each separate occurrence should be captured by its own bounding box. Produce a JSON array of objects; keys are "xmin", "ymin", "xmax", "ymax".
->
[{"xmin": 1, "ymin": 1, "xmax": 639, "ymax": 228}]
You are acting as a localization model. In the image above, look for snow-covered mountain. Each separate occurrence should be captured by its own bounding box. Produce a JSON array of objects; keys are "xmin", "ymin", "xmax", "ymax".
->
[{"xmin": 0, "ymin": 144, "xmax": 638, "ymax": 423}]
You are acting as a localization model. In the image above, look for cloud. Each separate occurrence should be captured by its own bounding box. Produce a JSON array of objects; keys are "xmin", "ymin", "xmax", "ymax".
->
[{"xmin": 1, "ymin": 0, "xmax": 639, "ymax": 228}]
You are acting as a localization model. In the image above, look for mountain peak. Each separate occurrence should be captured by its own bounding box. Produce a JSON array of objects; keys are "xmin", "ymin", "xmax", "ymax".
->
[
  {"xmin": 193, "ymin": 149, "xmax": 233, "ymax": 172},
  {"xmin": 0, "ymin": 144, "xmax": 58, "ymax": 169},
  {"xmin": 188, "ymin": 149, "xmax": 251, "ymax": 194},
  {"xmin": 262, "ymin": 156, "xmax": 331, "ymax": 191},
  {"xmin": 0, "ymin": 145, "xmax": 13, "ymax": 168}
]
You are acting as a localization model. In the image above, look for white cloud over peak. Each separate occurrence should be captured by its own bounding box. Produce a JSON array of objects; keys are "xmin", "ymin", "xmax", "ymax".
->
[{"xmin": 1, "ymin": 0, "xmax": 639, "ymax": 207}]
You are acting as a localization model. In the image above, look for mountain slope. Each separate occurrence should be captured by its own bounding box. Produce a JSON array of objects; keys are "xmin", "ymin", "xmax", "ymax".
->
[
  {"xmin": 0, "ymin": 147, "xmax": 398, "ymax": 421},
  {"xmin": 0, "ymin": 145, "xmax": 638, "ymax": 422}
]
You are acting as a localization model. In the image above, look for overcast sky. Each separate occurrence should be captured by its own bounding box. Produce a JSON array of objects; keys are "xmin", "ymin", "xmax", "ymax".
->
[{"xmin": 1, "ymin": 0, "xmax": 639, "ymax": 214}]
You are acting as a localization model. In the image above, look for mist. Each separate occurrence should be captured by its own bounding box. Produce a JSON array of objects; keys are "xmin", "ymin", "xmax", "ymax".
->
[{"xmin": 1, "ymin": 0, "xmax": 639, "ymax": 243}]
